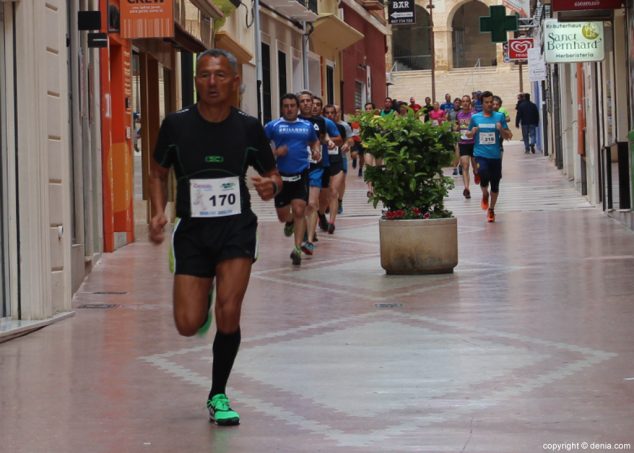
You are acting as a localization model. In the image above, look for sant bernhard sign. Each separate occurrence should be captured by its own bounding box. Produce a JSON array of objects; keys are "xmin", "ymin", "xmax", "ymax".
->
[
  {"xmin": 388, "ymin": 0, "xmax": 416, "ymax": 25},
  {"xmin": 544, "ymin": 19, "xmax": 604, "ymax": 63}
]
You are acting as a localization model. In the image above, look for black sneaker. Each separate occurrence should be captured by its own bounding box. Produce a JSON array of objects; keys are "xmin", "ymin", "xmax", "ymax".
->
[
  {"xmin": 290, "ymin": 247, "xmax": 302, "ymax": 265},
  {"xmin": 283, "ymin": 221, "xmax": 294, "ymax": 237},
  {"xmin": 318, "ymin": 213, "xmax": 329, "ymax": 232},
  {"xmin": 530, "ymin": 144, "xmax": 535, "ymax": 154},
  {"xmin": 328, "ymin": 223, "xmax": 335, "ymax": 234}
]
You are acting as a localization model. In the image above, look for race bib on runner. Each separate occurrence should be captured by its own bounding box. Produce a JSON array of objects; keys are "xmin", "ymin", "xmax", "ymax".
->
[
  {"xmin": 328, "ymin": 146, "xmax": 339, "ymax": 155},
  {"xmin": 431, "ymin": 120, "xmax": 439, "ymax": 127},
  {"xmin": 479, "ymin": 132, "xmax": 495, "ymax": 145},
  {"xmin": 190, "ymin": 177, "xmax": 241, "ymax": 218}
]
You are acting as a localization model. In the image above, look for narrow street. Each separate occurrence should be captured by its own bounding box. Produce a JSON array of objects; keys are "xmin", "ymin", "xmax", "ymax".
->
[{"xmin": 1, "ymin": 142, "xmax": 633, "ymax": 453}]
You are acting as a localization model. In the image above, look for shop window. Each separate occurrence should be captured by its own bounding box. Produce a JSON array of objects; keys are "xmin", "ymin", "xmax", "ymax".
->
[
  {"xmin": 354, "ymin": 81, "xmax": 364, "ymax": 111},
  {"xmin": 326, "ymin": 65, "xmax": 334, "ymax": 104},
  {"xmin": 278, "ymin": 50, "xmax": 287, "ymax": 98},
  {"xmin": 262, "ymin": 43, "xmax": 272, "ymax": 124}
]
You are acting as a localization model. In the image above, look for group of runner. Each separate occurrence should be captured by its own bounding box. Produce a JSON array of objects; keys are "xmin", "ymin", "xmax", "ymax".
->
[
  {"xmin": 265, "ymin": 91, "xmax": 354, "ymax": 265},
  {"xmin": 147, "ymin": 48, "xmax": 513, "ymax": 428}
]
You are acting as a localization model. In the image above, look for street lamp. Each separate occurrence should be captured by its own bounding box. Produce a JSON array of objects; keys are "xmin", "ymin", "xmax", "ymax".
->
[{"xmin": 426, "ymin": 0, "xmax": 435, "ymax": 102}]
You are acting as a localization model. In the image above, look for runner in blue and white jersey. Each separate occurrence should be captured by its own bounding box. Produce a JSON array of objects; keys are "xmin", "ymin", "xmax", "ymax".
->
[
  {"xmin": 466, "ymin": 90, "xmax": 513, "ymax": 223},
  {"xmin": 265, "ymin": 93, "xmax": 320, "ymax": 265}
]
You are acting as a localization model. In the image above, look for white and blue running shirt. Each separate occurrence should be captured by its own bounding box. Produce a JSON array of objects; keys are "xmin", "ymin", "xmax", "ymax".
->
[{"xmin": 264, "ymin": 118, "xmax": 318, "ymax": 174}]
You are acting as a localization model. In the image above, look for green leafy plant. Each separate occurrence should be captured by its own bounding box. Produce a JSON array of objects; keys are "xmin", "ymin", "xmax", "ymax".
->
[{"xmin": 355, "ymin": 110, "xmax": 458, "ymax": 219}]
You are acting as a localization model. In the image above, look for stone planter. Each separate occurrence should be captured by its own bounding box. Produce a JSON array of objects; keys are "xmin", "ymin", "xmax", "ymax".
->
[{"xmin": 379, "ymin": 217, "xmax": 458, "ymax": 274}]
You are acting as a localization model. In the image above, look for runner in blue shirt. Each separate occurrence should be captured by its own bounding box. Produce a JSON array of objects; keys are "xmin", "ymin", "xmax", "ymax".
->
[
  {"xmin": 440, "ymin": 93, "xmax": 454, "ymax": 112},
  {"xmin": 265, "ymin": 93, "xmax": 320, "ymax": 265},
  {"xmin": 466, "ymin": 90, "xmax": 513, "ymax": 223}
]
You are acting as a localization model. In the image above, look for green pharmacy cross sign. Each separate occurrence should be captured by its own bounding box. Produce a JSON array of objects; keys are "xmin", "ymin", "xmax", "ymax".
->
[{"xmin": 480, "ymin": 5, "xmax": 518, "ymax": 43}]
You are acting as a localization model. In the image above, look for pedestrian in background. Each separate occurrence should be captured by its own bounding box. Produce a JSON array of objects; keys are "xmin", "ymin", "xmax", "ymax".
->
[{"xmin": 515, "ymin": 92, "xmax": 540, "ymax": 154}]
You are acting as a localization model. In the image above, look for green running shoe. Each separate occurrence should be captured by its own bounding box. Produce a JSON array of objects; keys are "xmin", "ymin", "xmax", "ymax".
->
[
  {"xmin": 207, "ymin": 394, "xmax": 240, "ymax": 426},
  {"xmin": 196, "ymin": 287, "xmax": 214, "ymax": 337}
]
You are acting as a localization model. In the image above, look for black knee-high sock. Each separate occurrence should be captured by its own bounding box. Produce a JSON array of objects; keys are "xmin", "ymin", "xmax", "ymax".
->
[{"xmin": 209, "ymin": 328, "xmax": 241, "ymax": 399}]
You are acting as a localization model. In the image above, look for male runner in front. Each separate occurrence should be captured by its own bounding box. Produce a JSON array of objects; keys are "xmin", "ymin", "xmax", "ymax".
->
[{"xmin": 149, "ymin": 49, "xmax": 281, "ymax": 426}]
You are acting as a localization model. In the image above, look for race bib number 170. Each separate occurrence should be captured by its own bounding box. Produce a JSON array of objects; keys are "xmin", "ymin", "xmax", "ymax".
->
[{"xmin": 190, "ymin": 177, "xmax": 241, "ymax": 218}]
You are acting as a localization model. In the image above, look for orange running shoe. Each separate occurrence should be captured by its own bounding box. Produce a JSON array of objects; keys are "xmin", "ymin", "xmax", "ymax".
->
[
  {"xmin": 487, "ymin": 208, "xmax": 495, "ymax": 223},
  {"xmin": 481, "ymin": 193, "xmax": 489, "ymax": 211}
]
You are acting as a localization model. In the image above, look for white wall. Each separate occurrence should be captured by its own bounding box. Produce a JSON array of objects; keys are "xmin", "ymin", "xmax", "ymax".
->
[{"xmin": 12, "ymin": 0, "xmax": 72, "ymax": 318}]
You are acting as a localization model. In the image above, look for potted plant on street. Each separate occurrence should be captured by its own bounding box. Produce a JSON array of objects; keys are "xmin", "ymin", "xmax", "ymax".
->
[{"xmin": 356, "ymin": 109, "xmax": 458, "ymax": 274}]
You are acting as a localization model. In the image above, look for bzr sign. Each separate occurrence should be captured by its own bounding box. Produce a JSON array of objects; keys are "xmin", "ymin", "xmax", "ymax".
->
[{"xmin": 388, "ymin": 0, "xmax": 415, "ymax": 25}]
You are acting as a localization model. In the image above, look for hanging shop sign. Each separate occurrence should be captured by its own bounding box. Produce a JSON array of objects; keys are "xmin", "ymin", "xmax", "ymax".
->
[
  {"xmin": 551, "ymin": 0, "xmax": 623, "ymax": 12},
  {"xmin": 527, "ymin": 48, "xmax": 547, "ymax": 82},
  {"xmin": 508, "ymin": 38, "xmax": 533, "ymax": 60},
  {"xmin": 388, "ymin": 0, "xmax": 415, "ymax": 25},
  {"xmin": 120, "ymin": 0, "xmax": 174, "ymax": 39},
  {"xmin": 544, "ymin": 19, "xmax": 604, "ymax": 63}
]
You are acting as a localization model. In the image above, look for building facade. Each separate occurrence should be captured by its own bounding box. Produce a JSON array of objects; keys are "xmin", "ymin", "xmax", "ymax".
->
[
  {"xmin": 1, "ymin": 0, "xmax": 78, "ymax": 332},
  {"xmin": 531, "ymin": 0, "xmax": 633, "ymax": 230}
]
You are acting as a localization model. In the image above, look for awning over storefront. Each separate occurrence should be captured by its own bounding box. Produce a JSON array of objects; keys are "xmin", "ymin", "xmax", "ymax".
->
[
  {"xmin": 262, "ymin": 0, "xmax": 319, "ymax": 22},
  {"xmin": 309, "ymin": 14, "xmax": 364, "ymax": 58},
  {"xmin": 166, "ymin": 22, "xmax": 209, "ymax": 53},
  {"xmin": 215, "ymin": 31, "xmax": 253, "ymax": 63}
]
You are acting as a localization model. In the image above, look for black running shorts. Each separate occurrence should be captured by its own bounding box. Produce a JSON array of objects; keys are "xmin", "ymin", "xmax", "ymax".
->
[
  {"xmin": 329, "ymin": 161, "xmax": 343, "ymax": 177},
  {"xmin": 275, "ymin": 170, "xmax": 309, "ymax": 208},
  {"xmin": 171, "ymin": 211, "xmax": 258, "ymax": 278},
  {"xmin": 459, "ymin": 143, "xmax": 474, "ymax": 157}
]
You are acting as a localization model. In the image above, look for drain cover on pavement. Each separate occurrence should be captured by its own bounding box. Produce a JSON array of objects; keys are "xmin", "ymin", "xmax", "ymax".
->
[
  {"xmin": 76, "ymin": 303, "xmax": 119, "ymax": 309},
  {"xmin": 374, "ymin": 303, "xmax": 403, "ymax": 308}
]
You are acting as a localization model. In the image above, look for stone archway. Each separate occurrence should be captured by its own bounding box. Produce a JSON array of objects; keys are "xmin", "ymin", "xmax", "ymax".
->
[
  {"xmin": 450, "ymin": 0, "xmax": 497, "ymax": 68},
  {"xmin": 391, "ymin": 5, "xmax": 431, "ymax": 71}
]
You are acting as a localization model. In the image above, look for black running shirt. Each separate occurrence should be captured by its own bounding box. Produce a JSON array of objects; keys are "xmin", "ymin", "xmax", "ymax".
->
[
  {"xmin": 154, "ymin": 106, "xmax": 276, "ymax": 219},
  {"xmin": 300, "ymin": 115, "xmax": 326, "ymax": 171}
]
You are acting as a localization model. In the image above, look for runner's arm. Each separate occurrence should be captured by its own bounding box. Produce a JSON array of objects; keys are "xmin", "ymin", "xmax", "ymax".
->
[
  {"xmin": 148, "ymin": 160, "xmax": 169, "ymax": 244},
  {"xmin": 252, "ymin": 169, "xmax": 282, "ymax": 201}
]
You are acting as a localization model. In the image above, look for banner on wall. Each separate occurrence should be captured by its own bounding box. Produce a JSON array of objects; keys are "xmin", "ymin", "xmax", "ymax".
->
[
  {"xmin": 120, "ymin": 0, "xmax": 174, "ymax": 39},
  {"xmin": 528, "ymin": 48, "xmax": 546, "ymax": 82}
]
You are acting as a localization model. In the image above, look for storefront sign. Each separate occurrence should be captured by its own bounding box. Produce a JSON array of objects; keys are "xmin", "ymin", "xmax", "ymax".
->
[
  {"xmin": 551, "ymin": 0, "xmax": 623, "ymax": 12},
  {"xmin": 544, "ymin": 19, "xmax": 604, "ymax": 63},
  {"xmin": 120, "ymin": 0, "xmax": 174, "ymax": 39},
  {"xmin": 508, "ymin": 38, "xmax": 533, "ymax": 60},
  {"xmin": 388, "ymin": 0, "xmax": 415, "ymax": 25},
  {"xmin": 528, "ymin": 48, "xmax": 546, "ymax": 82}
]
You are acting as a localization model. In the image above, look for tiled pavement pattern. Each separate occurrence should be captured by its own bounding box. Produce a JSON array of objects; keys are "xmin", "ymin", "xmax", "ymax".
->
[{"xmin": 1, "ymin": 142, "xmax": 633, "ymax": 453}]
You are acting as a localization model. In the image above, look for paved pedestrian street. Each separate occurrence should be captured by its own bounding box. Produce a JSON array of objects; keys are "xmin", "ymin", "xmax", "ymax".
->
[{"xmin": 1, "ymin": 142, "xmax": 633, "ymax": 453}]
